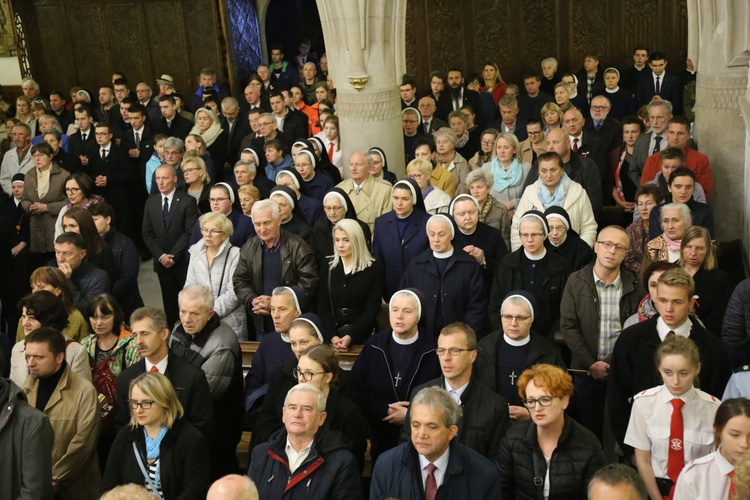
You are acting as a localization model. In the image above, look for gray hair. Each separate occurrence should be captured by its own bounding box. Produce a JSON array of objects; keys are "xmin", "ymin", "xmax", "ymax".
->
[
  {"xmin": 39, "ymin": 115, "xmax": 63, "ymax": 133},
  {"xmin": 411, "ymin": 386, "xmax": 463, "ymax": 427},
  {"xmin": 163, "ymin": 137, "xmax": 185, "ymax": 154},
  {"xmin": 660, "ymin": 202, "xmax": 692, "ymax": 226},
  {"xmin": 541, "ymin": 57, "xmax": 558, "ymax": 70},
  {"xmin": 284, "ymin": 383, "xmax": 326, "ymax": 413},
  {"xmin": 234, "ymin": 159, "xmax": 256, "ymax": 175},
  {"xmin": 251, "ymin": 199, "xmax": 280, "ymax": 220},
  {"xmin": 498, "ymin": 95, "xmax": 518, "ymax": 109},
  {"xmin": 433, "ymin": 127, "xmax": 457, "ymax": 145},
  {"xmin": 466, "ymin": 168, "xmax": 492, "ymax": 186},
  {"xmin": 501, "ymin": 295, "xmax": 533, "ymax": 317},
  {"xmin": 587, "ymin": 464, "xmax": 647, "ymax": 500},
  {"xmin": 222, "ymin": 96, "xmax": 239, "ymax": 108},
  {"xmin": 591, "ymin": 95, "xmax": 611, "ymax": 107},
  {"xmin": 21, "ymin": 78, "xmax": 39, "ymax": 92},
  {"xmin": 647, "ymin": 98, "xmax": 673, "ymax": 116},
  {"xmin": 178, "ymin": 284, "xmax": 215, "ymax": 311}
]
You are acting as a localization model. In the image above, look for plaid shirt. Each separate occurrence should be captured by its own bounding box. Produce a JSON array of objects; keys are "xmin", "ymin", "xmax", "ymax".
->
[{"xmin": 594, "ymin": 268, "xmax": 623, "ymax": 361}]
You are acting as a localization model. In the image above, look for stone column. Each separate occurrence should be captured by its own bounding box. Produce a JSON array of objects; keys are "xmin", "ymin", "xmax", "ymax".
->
[
  {"xmin": 688, "ymin": 0, "xmax": 750, "ymax": 249},
  {"xmin": 316, "ymin": 0, "xmax": 407, "ymax": 178}
]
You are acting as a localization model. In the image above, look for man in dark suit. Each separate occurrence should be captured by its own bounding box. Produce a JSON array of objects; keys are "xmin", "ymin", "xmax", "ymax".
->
[
  {"xmin": 619, "ymin": 46, "xmax": 650, "ymax": 96},
  {"xmin": 418, "ymin": 96, "xmax": 448, "ymax": 135},
  {"xmin": 516, "ymin": 74, "xmax": 554, "ymax": 123},
  {"xmin": 67, "ymin": 104, "xmax": 98, "ymax": 172},
  {"xmin": 135, "ymin": 82, "xmax": 162, "ymax": 125},
  {"xmin": 115, "ymin": 306, "xmax": 214, "ymax": 437},
  {"xmin": 563, "ymin": 107, "xmax": 605, "ymax": 185},
  {"xmin": 120, "ymin": 103, "xmax": 155, "ymax": 248},
  {"xmin": 436, "ymin": 68, "xmax": 484, "ymax": 126},
  {"xmin": 154, "ymin": 95, "xmax": 193, "ymax": 140},
  {"xmin": 268, "ymin": 91, "xmax": 307, "ymax": 143},
  {"xmin": 488, "ymin": 95, "xmax": 528, "ymax": 142},
  {"xmin": 636, "ymin": 51, "xmax": 683, "ymax": 115},
  {"xmin": 220, "ymin": 97, "xmax": 250, "ymax": 167},
  {"xmin": 400, "ymin": 75, "xmax": 418, "ymax": 109},
  {"xmin": 584, "ymin": 95, "xmax": 624, "ymax": 157},
  {"xmin": 240, "ymin": 83, "xmax": 271, "ymax": 116},
  {"xmin": 142, "ymin": 163, "xmax": 199, "ymax": 325}
]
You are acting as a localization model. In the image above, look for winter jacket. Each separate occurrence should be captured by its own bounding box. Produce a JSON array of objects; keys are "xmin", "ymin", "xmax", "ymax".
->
[
  {"xmin": 101, "ymin": 419, "xmax": 210, "ymax": 500},
  {"xmin": 103, "ymin": 229, "xmax": 144, "ymax": 318},
  {"xmin": 560, "ymin": 262, "xmax": 644, "ymax": 370},
  {"xmin": 249, "ymin": 427, "xmax": 362, "ymax": 500},
  {"xmin": 0, "ymin": 378, "xmax": 54, "ymax": 500},
  {"xmin": 370, "ymin": 440, "xmax": 501, "ymax": 500},
  {"xmin": 722, "ymin": 278, "xmax": 750, "ymax": 367},
  {"xmin": 498, "ymin": 415, "xmax": 605, "ymax": 499},
  {"xmin": 67, "ymin": 261, "xmax": 111, "ymax": 314},
  {"xmin": 186, "ymin": 238, "xmax": 247, "ymax": 340}
]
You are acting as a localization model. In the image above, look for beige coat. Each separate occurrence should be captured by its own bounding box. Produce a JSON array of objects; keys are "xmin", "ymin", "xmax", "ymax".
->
[
  {"xmin": 336, "ymin": 175, "xmax": 393, "ymax": 233},
  {"xmin": 519, "ymin": 137, "xmax": 547, "ymax": 165},
  {"xmin": 23, "ymin": 364, "xmax": 100, "ymax": 500},
  {"xmin": 20, "ymin": 163, "xmax": 70, "ymax": 253},
  {"xmin": 440, "ymin": 152, "xmax": 473, "ymax": 196}
]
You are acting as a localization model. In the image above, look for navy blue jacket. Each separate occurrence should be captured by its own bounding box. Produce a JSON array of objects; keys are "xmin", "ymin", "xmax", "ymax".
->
[
  {"xmin": 400, "ymin": 248, "xmax": 487, "ymax": 336},
  {"xmin": 249, "ymin": 427, "xmax": 362, "ymax": 500},
  {"xmin": 372, "ymin": 209, "xmax": 431, "ymax": 300},
  {"xmin": 370, "ymin": 440, "xmax": 501, "ymax": 500},
  {"xmin": 103, "ymin": 229, "xmax": 144, "ymax": 318}
]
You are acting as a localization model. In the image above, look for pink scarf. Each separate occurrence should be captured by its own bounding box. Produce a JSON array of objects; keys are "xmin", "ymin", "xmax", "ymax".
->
[{"xmin": 662, "ymin": 233, "xmax": 682, "ymax": 252}]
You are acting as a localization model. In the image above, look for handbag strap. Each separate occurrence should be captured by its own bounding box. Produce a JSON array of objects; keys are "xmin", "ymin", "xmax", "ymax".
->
[
  {"xmin": 327, "ymin": 263, "xmax": 337, "ymax": 328},
  {"xmin": 132, "ymin": 441, "xmax": 160, "ymax": 494},
  {"xmin": 216, "ymin": 246, "xmax": 231, "ymax": 296},
  {"xmin": 531, "ymin": 450, "xmax": 546, "ymax": 500}
]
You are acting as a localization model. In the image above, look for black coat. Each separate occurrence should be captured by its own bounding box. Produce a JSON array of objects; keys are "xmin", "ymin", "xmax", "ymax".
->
[
  {"xmin": 498, "ymin": 415, "xmax": 605, "ymax": 500},
  {"xmin": 317, "ymin": 260, "xmax": 383, "ymax": 344},
  {"xmin": 155, "ymin": 114, "xmax": 194, "ymax": 141},
  {"xmin": 86, "ymin": 143, "xmax": 134, "ymax": 212},
  {"xmin": 454, "ymin": 222, "xmax": 508, "ymax": 295},
  {"xmin": 67, "ymin": 128, "xmax": 98, "ymax": 171},
  {"xmin": 402, "ymin": 376, "xmax": 510, "ymax": 463},
  {"xmin": 544, "ymin": 231, "xmax": 594, "ymax": 273},
  {"xmin": 115, "ymin": 355, "xmax": 215, "ymax": 438},
  {"xmin": 475, "ymin": 329, "xmax": 565, "ymax": 402},
  {"xmin": 583, "ymin": 117, "xmax": 622, "ymax": 159},
  {"xmin": 488, "ymin": 249, "xmax": 570, "ymax": 339},
  {"xmin": 101, "ymin": 419, "xmax": 211, "ymax": 500},
  {"xmin": 607, "ymin": 315, "xmax": 731, "ymax": 453},
  {"xmin": 692, "ymin": 267, "xmax": 732, "ymax": 337},
  {"xmin": 436, "ymin": 88, "xmax": 485, "ymax": 126}
]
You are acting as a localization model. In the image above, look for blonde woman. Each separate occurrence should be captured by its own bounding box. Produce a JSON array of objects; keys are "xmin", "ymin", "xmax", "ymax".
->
[
  {"xmin": 180, "ymin": 153, "xmax": 210, "ymax": 213},
  {"xmin": 481, "ymin": 131, "xmax": 531, "ymax": 216}
]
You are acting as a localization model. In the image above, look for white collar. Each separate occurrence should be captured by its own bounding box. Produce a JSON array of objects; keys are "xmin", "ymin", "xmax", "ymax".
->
[
  {"xmin": 658, "ymin": 383, "xmax": 697, "ymax": 405},
  {"xmin": 570, "ymin": 132, "xmax": 583, "ymax": 142},
  {"xmin": 418, "ymin": 447, "xmax": 450, "ymax": 473},
  {"xmin": 132, "ymin": 125, "xmax": 145, "ymax": 134},
  {"xmin": 444, "ymin": 378, "xmax": 470, "ymax": 397},
  {"xmin": 714, "ymin": 447, "xmax": 735, "ymax": 476},
  {"xmin": 605, "ymin": 87, "xmax": 620, "ymax": 93},
  {"xmin": 504, "ymin": 334, "xmax": 531, "ymax": 346},
  {"xmin": 524, "ymin": 248, "xmax": 546, "ymax": 261},
  {"xmin": 392, "ymin": 331, "xmax": 419, "ymax": 345},
  {"xmin": 145, "ymin": 354, "xmax": 169, "ymax": 374},
  {"xmin": 656, "ymin": 316, "xmax": 692, "ymax": 340},
  {"xmin": 433, "ymin": 247, "xmax": 455, "ymax": 259}
]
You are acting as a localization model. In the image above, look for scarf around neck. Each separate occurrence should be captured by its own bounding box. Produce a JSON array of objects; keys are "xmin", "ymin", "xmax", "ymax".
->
[
  {"xmin": 144, "ymin": 426, "xmax": 168, "ymax": 485},
  {"xmin": 490, "ymin": 157, "xmax": 522, "ymax": 193},
  {"xmin": 536, "ymin": 173, "xmax": 570, "ymax": 209}
]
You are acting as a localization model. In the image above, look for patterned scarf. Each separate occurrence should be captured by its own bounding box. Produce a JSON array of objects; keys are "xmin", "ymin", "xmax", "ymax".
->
[{"xmin": 478, "ymin": 196, "xmax": 494, "ymax": 224}]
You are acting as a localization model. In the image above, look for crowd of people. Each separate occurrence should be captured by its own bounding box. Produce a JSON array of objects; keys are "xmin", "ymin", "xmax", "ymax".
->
[{"xmin": 2, "ymin": 40, "xmax": 750, "ymax": 500}]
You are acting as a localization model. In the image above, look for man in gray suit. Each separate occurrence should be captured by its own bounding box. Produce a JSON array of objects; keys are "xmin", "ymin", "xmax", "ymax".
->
[
  {"xmin": 627, "ymin": 99, "xmax": 672, "ymax": 186},
  {"xmin": 142, "ymin": 163, "xmax": 199, "ymax": 325}
]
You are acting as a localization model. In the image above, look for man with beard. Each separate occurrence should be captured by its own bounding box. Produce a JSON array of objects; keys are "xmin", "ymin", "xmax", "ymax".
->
[{"xmin": 436, "ymin": 68, "xmax": 484, "ymax": 126}]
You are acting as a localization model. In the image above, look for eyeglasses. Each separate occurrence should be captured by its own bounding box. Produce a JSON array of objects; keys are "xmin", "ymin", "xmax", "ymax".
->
[
  {"xmin": 209, "ymin": 197, "xmax": 229, "ymax": 203},
  {"xmin": 296, "ymin": 162, "xmax": 312, "ymax": 167},
  {"xmin": 323, "ymin": 205, "xmax": 344, "ymax": 212},
  {"xmin": 501, "ymin": 314, "xmax": 532, "ymax": 323},
  {"xmin": 200, "ymin": 228, "xmax": 223, "ymax": 236},
  {"xmin": 31, "ymin": 153, "xmax": 48, "ymax": 158},
  {"xmin": 527, "ymin": 131, "xmax": 543, "ymax": 136},
  {"xmin": 293, "ymin": 367, "xmax": 327, "ymax": 381},
  {"xmin": 129, "ymin": 400, "xmax": 155, "ymax": 410},
  {"xmin": 596, "ymin": 240, "xmax": 628, "ymax": 252},
  {"xmin": 407, "ymin": 173, "xmax": 424, "ymax": 179},
  {"xmin": 519, "ymin": 232, "xmax": 544, "ymax": 240},
  {"xmin": 183, "ymin": 167, "xmax": 201, "ymax": 173},
  {"xmin": 480, "ymin": 140, "xmax": 495, "ymax": 146},
  {"xmin": 591, "ymin": 105, "xmax": 610, "ymax": 111},
  {"xmin": 435, "ymin": 347, "xmax": 474, "ymax": 357},
  {"xmin": 65, "ymin": 187, "xmax": 81, "ymax": 193},
  {"xmin": 522, "ymin": 396, "xmax": 555, "ymax": 408}
]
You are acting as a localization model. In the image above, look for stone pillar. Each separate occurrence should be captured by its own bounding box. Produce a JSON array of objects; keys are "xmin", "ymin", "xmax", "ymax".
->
[
  {"xmin": 316, "ymin": 0, "xmax": 407, "ymax": 178},
  {"xmin": 688, "ymin": 1, "xmax": 750, "ymax": 250}
]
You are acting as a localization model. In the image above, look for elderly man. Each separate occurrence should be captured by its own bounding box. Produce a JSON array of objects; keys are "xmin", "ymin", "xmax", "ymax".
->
[
  {"xmin": 335, "ymin": 151, "xmax": 392, "ymax": 232},
  {"xmin": 135, "ymin": 82, "xmax": 161, "ymax": 124},
  {"xmin": 242, "ymin": 84, "xmax": 270, "ymax": 114},
  {"xmin": 0, "ymin": 123, "xmax": 34, "ymax": 194},
  {"xmin": 55, "ymin": 232, "xmax": 111, "ymax": 312},
  {"xmin": 233, "ymin": 199, "xmax": 318, "ymax": 340},
  {"xmin": 248, "ymin": 384, "xmax": 361, "ymax": 498},
  {"xmin": 489, "ymin": 211, "xmax": 569, "ymax": 338},
  {"xmin": 489, "ymin": 95, "xmax": 528, "ymax": 142},
  {"xmin": 584, "ymin": 95, "xmax": 623, "ymax": 157},
  {"xmin": 221, "ymin": 97, "xmax": 251, "ymax": 165},
  {"xmin": 21, "ymin": 78, "xmax": 48, "ymax": 107},
  {"xmin": 23, "ymin": 327, "xmax": 99, "ymax": 499},
  {"xmin": 628, "ymin": 99, "xmax": 673, "ymax": 185},
  {"xmin": 142, "ymin": 164, "xmax": 199, "ymax": 325},
  {"xmin": 418, "ymin": 96, "xmax": 447, "ymax": 135},
  {"xmin": 476, "ymin": 291, "xmax": 564, "ymax": 418},
  {"xmin": 371, "ymin": 386, "xmax": 500, "ymax": 499},
  {"xmin": 561, "ymin": 225, "xmax": 644, "ymax": 441},
  {"xmin": 588, "ymin": 464, "xmax": 648, "ymax": 500},
  {"xmin": 562, "ymin": 107, "xmax": 606, "ymax": 182},
  {"xmin": 115, "ymin": 306, "xmax": 214, "ymax": 436},
  {"xmin": 169, "ymin": 285, "xmax": 244, "ymax": 479},
  {"xmin": 207, "ymin": 475, "xmax": 259, "ymax": 500},
  {"xmin": 403, "ymin": 323, "xmax": 510, "ymax": 463}
]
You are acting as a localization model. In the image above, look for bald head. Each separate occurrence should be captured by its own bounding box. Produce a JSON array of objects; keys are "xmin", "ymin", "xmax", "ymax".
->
[
  {"xmin": 546, "ymin": 127, "xmax": 571, "ymax": 161},
  {"xmin": 207, "ymin": 475, "xmax": 258, "ymax": 500}
]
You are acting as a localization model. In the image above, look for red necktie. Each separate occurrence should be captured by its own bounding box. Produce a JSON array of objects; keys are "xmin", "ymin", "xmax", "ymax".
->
[
  {"xmin": 729, "ymin": 470, "xmax": 736, "ymax": 499},
  {"xmin": 667, "ymin": 398, "xmax": 685, "ymax": 490},
  {"xmin": 572, "ymin": 138, "xmax": 579, "ymax": 152},
  {"xmin": 424, "ymin": 463, "xmax": 437, "ymax": 500},
  {"xmin": 150, "ymin": 365, "xmax": 159, "ymax": 372},
  {"xmin": 328, "ymin": 141, "xmax": 335, "ymax": 162}
]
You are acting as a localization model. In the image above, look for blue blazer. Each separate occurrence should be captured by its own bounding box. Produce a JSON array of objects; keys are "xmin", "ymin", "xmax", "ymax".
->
[{"xmin": 636, "ymin": 71, "xmax": 683, "ymax": 114}]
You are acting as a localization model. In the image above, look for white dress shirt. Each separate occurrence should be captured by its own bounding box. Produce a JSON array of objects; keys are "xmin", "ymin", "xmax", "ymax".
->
[
  {"xmin": 285, "ymin": 438, "xmax": 314, "ymax": 473},
  {"xmin": 145, "ymin": 355, "xmax": 169, "ymax": 374},
  {"xmin": 418, "ymin": 447, "xmax": 450, "ymax": 491},
  {"xmin": 444, "ymin": 379, "xmax": 469, "ymax": 405},
  {"xmin": 673, "ymin": 449, "xmax": 733, "ymax": 500},
  {"xmin": 656, "ymin": 316, "xmax": 693, "ymax": 341}
]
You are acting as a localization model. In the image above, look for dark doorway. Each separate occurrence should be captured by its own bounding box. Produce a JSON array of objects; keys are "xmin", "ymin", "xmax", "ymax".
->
[{"xmin": 265, "ymin": 0, "xmax": 324, "ymax": 65}]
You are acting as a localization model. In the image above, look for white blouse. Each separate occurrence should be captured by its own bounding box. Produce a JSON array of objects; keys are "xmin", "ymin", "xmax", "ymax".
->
[{"xmin": 673, "ymin": 449, "xmax": 733, "ymax": 500}]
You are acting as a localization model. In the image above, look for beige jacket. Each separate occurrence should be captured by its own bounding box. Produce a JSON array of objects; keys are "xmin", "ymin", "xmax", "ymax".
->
[
  {"xmin": 336, "ymin": 175, "xmax": 393, "ymax": 233},
  {"xmin": 24, "ymin": 364, "xmax": 100, "ymax": 500},
  {"xmin": 518, "ymin": 137, "xmax": 547, "ymax": 165}
]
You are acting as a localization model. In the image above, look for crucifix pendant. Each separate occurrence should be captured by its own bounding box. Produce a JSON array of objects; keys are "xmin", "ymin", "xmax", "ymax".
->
[
  {"xmin": 394, "ymin": 372, "xmax": 402, "ymax": 387},
  {"xmin": 509, "ymin": 371, "xmax": 518, "ymax": 385}
]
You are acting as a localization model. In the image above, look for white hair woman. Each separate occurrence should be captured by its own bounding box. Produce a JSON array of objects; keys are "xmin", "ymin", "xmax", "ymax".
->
[{"xmin": 467, "ymin": 168, "xmax": 511, "ymax": 248}]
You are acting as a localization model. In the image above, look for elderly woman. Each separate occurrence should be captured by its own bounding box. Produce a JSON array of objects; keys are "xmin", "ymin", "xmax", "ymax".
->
[
  {"xmin": 180, "ymin": 153, "xmax": 211, "ymax": 214},
  {"xmin": 609, "ymin": 116, "xmax": 646, "ymax": 210},
  {"xmin": 10, "ymin": 291, "xmax": 91, "ymax": 386},
  {"xmin": 318, "ymin": 219, "xmax": 382, "ymax": 350},
  {"xmin": 602, "ymin": 68, "xmax": 636, "ymax": 120},
  {"xmin": 20, "ymin": 142, "xmax": 70, "ymax": 265},
  {"xmin": 512, "ymin": 151, "xmax": 597, "ymax": 250},
  {"xmin": 433, "ymin": 127, "xmax": 472, "ymax": 196},
  {"xmin": 467, "ymin": 168, "xmax": 511, "ymax": 247},
  {"xmin": 644, "ymin": 202, "xmax": 691, "ymax": 265},
  {"xmin": 310, "ymin": 188, "xmax": 370, "ymax": 271},
  {"xmin": 101, "ymin": 372, "xmax": 210, "ymax": 499},
  {"xmin": 482, "ymin": 132, "xmax": 531, "ymax": 218},
  {"xmin": 275, "ymin": 168, "xmax": 324, "ymax": 225},
  {"xmin": 401, "ymin": 214, "xmax": 487, "ymax": 335},
  {"xmin": 185, "ymin": 212, "xmax": 246, "ymax": 340},
  {"xmin": 544, "ymin": 206, "xmax": 594, "ymax": 272},
  {"xmin": 372, "ymin": 178, "xmax": 430, "ymax": 300},
  {"xmin": 469, "ymin": 128, "xmax": 498, "ymax": 171},
  {"xmin": 368, "ymin": 146, "xmax": 397, "ymax": 185},
  {"xmin": 271, "ymin": 185, "xmax": 312, "ymax": 240},
  {"xmin": 350, "ymin": 288, "xmax": 441, "ymax": 464},
  {"xmin": 55, "ymin": 172, "xmax": 104, "ymax": 239},
  {"xmin": 498, "ymin": 364, "xmax": 605, "ymax": 498},
  {"xmin": 623, "ymin": 185, "xmax": 663, "ymax": 276},
  {"xmin": 188, "ymin": 182, "xmax": 254, "ymax": 247},
  {"xmin": 680, "ymin": 226, "xmax": 731, "ymax": 336},
  {"xmin": 541, "ymin": 101, "xmax": 564, "ymax": 136},
  {"xmin": 476, "ymin": 292, "xmax": 565, "ymax": 420},
  {"xmin": 449, "ymin": 110, "xmax": 479, "ymax": 161},
  {"xmin": 450, "ymin": 194, "xmax": 508, "ymax": 293},
  {"xmin": 190, "ymin": 107, "xmax": 225, "ymax": 180},
  {"xmin": 237, "ymin": 184, "xmax": 260, "ymax": 218},
  {"xmin": 553, "ymin": 82, "xmax": 573, "ymax": 114},
  {"xmin": 293, "ymin": 147, "xmax": 333, "ymax": 202},
  {"xmin": 406, "ymin": 158, "xmax": 450, "ymax": 214},
  {"xmin": 540, "ymin": 57, "xmax": 561, "ymax": 96}
]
